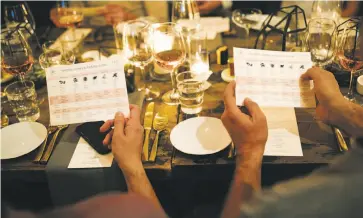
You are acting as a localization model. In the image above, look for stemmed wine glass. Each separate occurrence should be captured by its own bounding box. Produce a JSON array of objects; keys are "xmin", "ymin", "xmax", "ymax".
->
[
  {"xmin": 123, "ymin": 20, "xmax": 160, "ymax": 101},
  {"xmin": 306, "ymin": 18, "xmax": 337, "ymax": 67},
  {"xmin": 4, "ymin": 2, "xmax": 36, "ymax": 33},
  {"xmin": 337, "ymin": 20, "xmax": 363, "ymax": 101},
  {"xmin": 311, "ymin": 0, "xmax": 342, "ymax": 23},
  {"xmin": 51, "ymin": 1, "xmax": 84, "ymax": 39},
  {"xmin": 1, "ymin": 29, "xmax": 34, "ymax": 82},
  {"xmin": 151, "ymin": 23, "xmax": 186, "ymax": 105}
]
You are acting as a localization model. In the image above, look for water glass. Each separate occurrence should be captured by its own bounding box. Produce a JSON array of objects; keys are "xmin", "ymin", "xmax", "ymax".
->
[
  {"xmin": 306, "ymin": 18, "xmax": 337, "ymax": 67},
  {"xmin": 232, "ymin": 8, "xmax": 262, "ymax": 39},
  {"xmin": 176, "ymin": 71, "xmax": 204, "ymax": 114},
  {"xmin": 5, "ymin": 81, "xmax": 40, "ymax": 122}
]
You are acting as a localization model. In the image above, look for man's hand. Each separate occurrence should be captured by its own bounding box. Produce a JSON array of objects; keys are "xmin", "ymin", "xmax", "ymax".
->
[
  {"xmin": 301, "ymin": 67, "xmax": 347, "ymax": 125},
  {"xmin": 197, "ymin": 0, "xmax": 222, "ymax": 15},
  {"xmin": 98, "ymin": 4, "xmax": 136, "ymax": 25},
  {"xmin": 221, "ymin": 81, "xmax": 268, "ymax": 164},
  {"xmin": 100, "ymin": 105, "xmax": 144, "ymax": 173}
]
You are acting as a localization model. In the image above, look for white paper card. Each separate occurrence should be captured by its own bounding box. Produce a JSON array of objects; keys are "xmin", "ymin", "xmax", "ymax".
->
[
  {"xmin": 265, "ymin": 129, "xmax": 303, "ymax": 156},
  {"xmin": 68, "ymin": 137, "xmax": 113, "ymax": 168},
  {"xmin": 46, "ymin": 59, "xmax": 130, "ymax": 125},
  {"xmin": 234, "ymin": 48, "xmax": 316, "ymax": 108},
  {"xmin": 177, "ymin": 17, "xmax": 230, "ymax": 40}
]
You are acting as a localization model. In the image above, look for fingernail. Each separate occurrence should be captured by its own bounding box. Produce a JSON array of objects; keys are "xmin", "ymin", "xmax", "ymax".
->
[
  {"xmin": 245, "ymin": 97, "xmax": 252, "ymax": 102},
  {"xmin": 116, "ymin": 111, "xmax": 124, "ymax": 117}
]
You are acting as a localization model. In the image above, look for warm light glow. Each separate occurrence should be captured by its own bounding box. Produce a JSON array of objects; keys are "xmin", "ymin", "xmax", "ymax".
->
[{"xmin": 151, "ymin": 31, "xmax": 174, "ymax": 53}]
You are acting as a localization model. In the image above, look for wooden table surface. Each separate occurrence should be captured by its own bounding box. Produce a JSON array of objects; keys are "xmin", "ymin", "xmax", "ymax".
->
[{"xmin": 1, "ymin": 27, "xmax": 343, "ymax": 184}]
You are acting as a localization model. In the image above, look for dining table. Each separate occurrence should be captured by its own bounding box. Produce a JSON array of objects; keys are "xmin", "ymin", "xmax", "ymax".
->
[{"xmin": 1, "ymin": 25, "xmax": 347, "ymax": 217}]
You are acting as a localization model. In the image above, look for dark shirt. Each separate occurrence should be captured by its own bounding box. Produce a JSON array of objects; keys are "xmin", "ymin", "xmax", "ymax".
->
[{"xmin": 240, "ymin": 142, "xmax": 363, "ymax": 218}]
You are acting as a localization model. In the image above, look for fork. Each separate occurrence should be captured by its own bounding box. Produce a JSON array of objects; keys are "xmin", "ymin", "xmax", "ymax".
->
[
  {"xmin": 33, "ymin": 125, "xmax": 58, "ymax": 163},
  {"xmin": 149, "ymin": 113, "xmax": 168, "ymax": 162},
  {"xmin": 40, "ymin": 124, "xmax": 69, "ymax": 164}
]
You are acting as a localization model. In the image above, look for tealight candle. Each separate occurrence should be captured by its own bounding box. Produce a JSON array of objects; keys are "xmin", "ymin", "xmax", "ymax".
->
[
  {"xmin": 357, "ymin": 75, "xmax": 363, "ymax": 95},
  {"xmin": 190, "ymin": 61, "xmax": 209, "ymax": 75}
]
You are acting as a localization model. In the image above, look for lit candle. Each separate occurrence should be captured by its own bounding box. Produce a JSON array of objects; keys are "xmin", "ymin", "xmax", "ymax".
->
[
  {"xmin": 190, "ymin": 61, "xmax": 209, "ymax": 75},
  {"xmin": 151, "ymin": 31, "xmax": 174, "ymax": 75}
]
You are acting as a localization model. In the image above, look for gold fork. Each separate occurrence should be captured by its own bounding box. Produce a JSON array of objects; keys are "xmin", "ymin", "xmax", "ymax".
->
[
  {"xmin": 149, "ymin": 113, "xmax": 168, "ymax": 162},
  {"xmin": 40, "ymin": 124, "xmax": 69, "ymax": 164},
  {"xmin": 33, "ymin": 125, "xmax": 58, "ymax": 163}
]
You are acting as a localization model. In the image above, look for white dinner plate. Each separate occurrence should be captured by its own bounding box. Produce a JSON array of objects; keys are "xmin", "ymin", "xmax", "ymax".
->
[
  {"xmin": 1, "ymin": 122, "xmax": 47, "ymax": 160},
  {"xmin": 170, "ymin": 117, "xmax": 231, "ymax": 155}
]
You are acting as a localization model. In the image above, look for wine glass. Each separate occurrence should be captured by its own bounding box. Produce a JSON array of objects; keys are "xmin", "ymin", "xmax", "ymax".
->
[
  {"xmin": 172, "ymin": 0, "xmax": 200, "ymax": 66},
  {"xmin": 123, "ymin": 20, "xmax": 160, "ymax": 101},
  {"xmin": 52, "ymin": 1, "xmax": 84, "ymax": 39},
  {"xmin": 1, "ymin": 29, "xmax": 34, "ymax": 82},
  {"xmin": 311, "ymin": 0, "xmax": 342, "ymax": 23},
  {"xmin": 337, "ymin": 20, "xmax": 362, "ymax": 101},
  {"xmin": 172, "ymin": 0, "xmax": 200, "ymax": 23},
  {"xmin": 306, "ymin": 18, "xmax": 337, "ymax": 67},
  {"xmin": 4, "ymin": 2, "xmax": 36, "ymax": 34},
  {"xmin": 151, "ymin": 22, "xmax": 186, "ymax": 105}
]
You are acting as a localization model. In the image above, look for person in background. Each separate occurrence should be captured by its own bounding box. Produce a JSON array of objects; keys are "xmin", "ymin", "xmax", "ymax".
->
[
  {"xmin": 196, "ymin": 0, "xmax": 232, "ymax": 16},
  {"xmin": 50, "ymin": 1, "xmax": 168, "ymax": 27}
]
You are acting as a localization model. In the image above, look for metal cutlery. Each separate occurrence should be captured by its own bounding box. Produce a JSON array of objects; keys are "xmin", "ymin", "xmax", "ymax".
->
[
  {"xmin": 228, "ymin": 141, "xmax": 235, "ymax": 159},
  {"xmin": 33, "ymin": 125, "xmax": 58, "ymax": 163},
  {"xmin": 40, "ymin": 124, "xmax": 69, "ymax": 164},
  {"xmin": 333, "ymin": 127, "xmax": 349, "ymax": 152},
  {"xmin": 149, "ymin": 113, "xmax": 168, "ymax": 162},
  {"xmin": 142, "ymin": 102, "xmax": 155, "ymax": 161}
]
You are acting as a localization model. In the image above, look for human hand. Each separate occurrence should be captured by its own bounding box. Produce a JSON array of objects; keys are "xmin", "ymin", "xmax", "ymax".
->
[
  {"xmin": 221, "ymin": 81, "xmax": 268, "ymax": 164},
  {"xmin": 301, "ymin": 67, "xmax": 348, "ymax": 125},
  {"xmin": 100, "ymin": 105, "xmax": 144, "ymax": 173},
  {"xmin": 98, "ymin": 4, "xmax": 136, "ymax": 25},
  {"xmin": 196, "ymin": 0, "xmax": 222, "ymax": 15}
]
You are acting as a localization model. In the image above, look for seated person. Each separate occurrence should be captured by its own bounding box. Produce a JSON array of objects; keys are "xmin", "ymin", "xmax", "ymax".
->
[{"xmin": 50, "ymin": 1, "xmax": 168, "ymax": 27}]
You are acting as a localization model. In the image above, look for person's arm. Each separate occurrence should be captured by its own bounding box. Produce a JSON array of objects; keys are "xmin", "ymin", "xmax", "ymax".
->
[
  {"xmin": 301, "ymin": 67, "xmax": 363, "ymax": 137},
  {"xmin": 100, "ymin": 105, "xmax": 163, "ymax": 211},
  {"xmin": 221, "ymin": 82, "xmax": 268, "ymax": 218}
]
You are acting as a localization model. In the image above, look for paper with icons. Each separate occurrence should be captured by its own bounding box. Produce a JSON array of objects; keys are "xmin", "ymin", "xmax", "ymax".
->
[
  {"xmin": 45, "ymin": 58, "xmax": 130, "ymax": 126},
  {"xmin": 233, "ymin": 48, "xmax": 316, "ymax": 108}
]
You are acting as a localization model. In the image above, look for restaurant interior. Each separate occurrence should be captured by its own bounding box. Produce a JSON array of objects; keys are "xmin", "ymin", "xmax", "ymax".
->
[{"xmin": 1, "ymin": 0, "xmax": 363, "ymax": 218}]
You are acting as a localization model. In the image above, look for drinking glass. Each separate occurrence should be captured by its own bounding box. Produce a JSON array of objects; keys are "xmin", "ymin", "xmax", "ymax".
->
[
  {"xmin": 5, "ymin": 80, "xmax": 40, "ymax": 122},
  {"xmin": 52, "ymin": 1, "xmax": 84, "ymax": 39},
  {"xmin": 189, "ymin": 30, "xmax": 209, "ymax": 74},
  {"xmin": 336, "ymin": 21, "xmax": 362, "ymax": 100},
  {"xmin": 4, "ymin": 2, "xmax": 36, "ymax": 34},
  {"xmin": 172, "ymin": 0, "xmax": 200, "ymax": 23},
  {"xmin": 306, "ymin": 18, "xmax": 337, "ymax": 67},
  {"xmin": 1, "ymin": 29, "xmax": 34, "ymax": 82},
  {"xmin": 232, "ymin": 8, "xmax": 262, "ymax": 39},
  {"xmin": 123, "ymin": 20, "xmax": 160, "ymax": 101},
  {"xmin": 311, "ymin": 0, "xmax": 342, "ymax": 23},
  {"xmin": 176, "ymin": 71, "xmax": 204, "ymax": 114},
  {"xmin": 151, "ymin": 22, "xmax": 186, "ymax": 105}
]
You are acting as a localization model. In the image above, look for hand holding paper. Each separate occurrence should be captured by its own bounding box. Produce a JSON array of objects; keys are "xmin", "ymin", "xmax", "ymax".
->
[
  {"xmin": 233, "ymin": 48, "xmax": 316, "ymax": 108},
  {"xmin": 46, "ymin": 59, "xmax": 130, "ymax": 125}
]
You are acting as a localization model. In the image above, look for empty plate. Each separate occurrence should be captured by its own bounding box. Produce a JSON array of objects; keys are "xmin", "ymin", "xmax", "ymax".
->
[
  {"xmin": 170, "ymin": 117, "xmax": 231, "ymax": 155},
  {"xmin": 1, "ymin": 122, "xmax": 47, "ymax": 160}
]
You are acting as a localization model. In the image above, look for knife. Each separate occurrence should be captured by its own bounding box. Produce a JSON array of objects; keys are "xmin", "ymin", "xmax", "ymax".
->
[{"xmin": 142, "ymin": 102, "xmax": 155, "ymax": 161}]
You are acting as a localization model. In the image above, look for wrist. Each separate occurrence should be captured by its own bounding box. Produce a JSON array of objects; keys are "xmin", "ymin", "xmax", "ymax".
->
[{"xmin": 118, "ymin": 160, "xmax": 144, "ymax": 176}]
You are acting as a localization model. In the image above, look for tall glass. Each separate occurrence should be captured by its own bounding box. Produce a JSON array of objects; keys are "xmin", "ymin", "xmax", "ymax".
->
[
  {"xmin": 123, "ymin": 20, "xmax": 160, "ymax": 101},
  {"xmin": 336, "ymin": 20, "xmax": 362, "ymax": 100},
  {"xmin": 311, "ymin": 0, "xmax": 342, "ymax": 23},
  {"xmin": 306, "ymin": 18, "xmax": 337, "ymax": 67},
  {"xmin": 176, "ymin": 71, "xmax": 204, "ymax": 114},
  {"xmin": 1, "ymin": 29, "xmax": 34, "ymax": 82},
  {"xmin": 151, "ymin": 23, "xmax": 186, "ymax": 105},
  {"xmin": 5, "ymin": 80, "xmax": 40, "ymax": 122}
]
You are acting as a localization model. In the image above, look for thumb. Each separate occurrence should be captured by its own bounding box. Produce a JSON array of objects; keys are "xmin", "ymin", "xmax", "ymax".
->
[
  {"xmin": 244, "ymin": 98, "xmax": 264, "ymax": 120},
  {"xmin": 113, "ymin": 111, "xmax": 125, "ymax": 136}
]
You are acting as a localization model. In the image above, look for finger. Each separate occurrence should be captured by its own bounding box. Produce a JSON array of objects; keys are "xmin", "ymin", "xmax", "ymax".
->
[
  {"xmin": 223, "ymin": 81, "xmax": 241, "ymax": 114},
  {"xmin": 300, "ymin": 67, "xmax": 318, "ymax": 81},
  {"xmin": 113, "ymin": 112, "xmax": 126, "ymax": 136},
  {"xmin": 243, "ymin": 98, "xmax": 264, "ymax": 121},
  {"xmin": 103, "ymin": 129, "xmax": 114, "ymax": 146},
  {"xmin": 100, "ymin": 119, "xmax": 114, "ymax": 132},
  {"xmin": 127, "ymin": 104, "xmax": 141, "ymax": 125}
]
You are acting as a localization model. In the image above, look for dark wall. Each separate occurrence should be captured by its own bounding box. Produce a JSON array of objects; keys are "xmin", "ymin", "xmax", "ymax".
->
[{"xmin": 232, "ymin": 1, "xmax": 282, "ymax": 15}]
